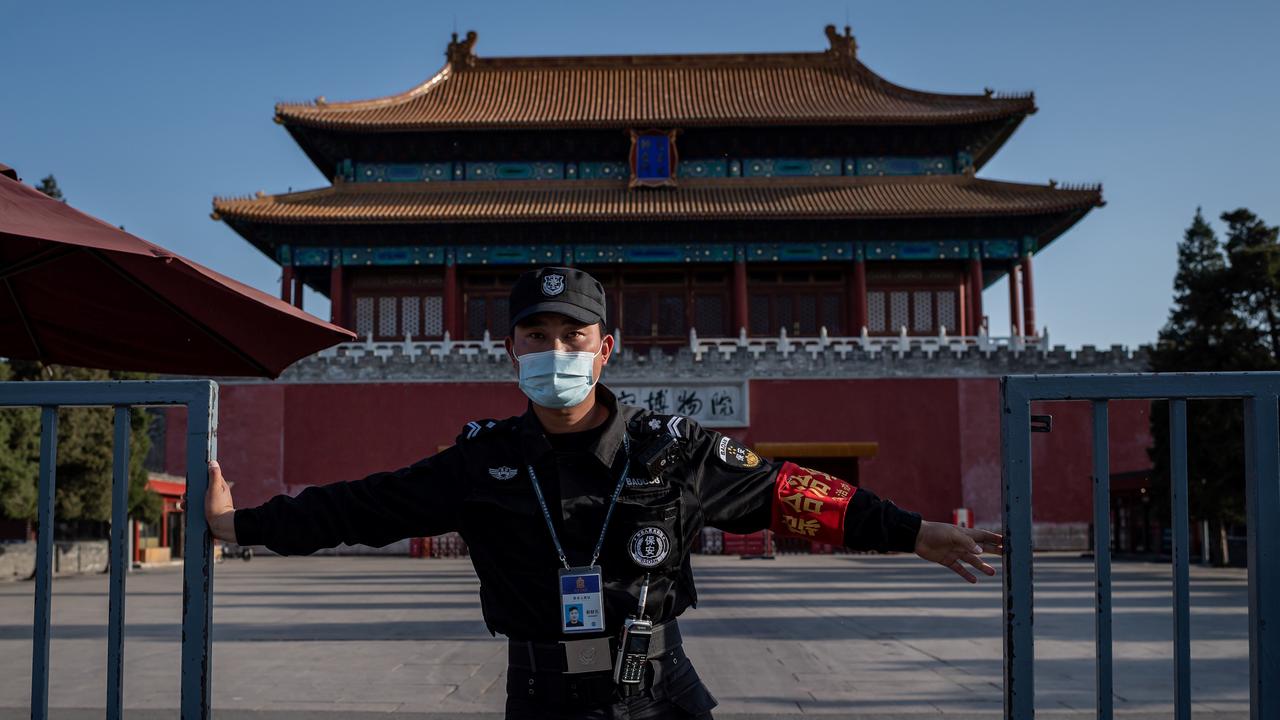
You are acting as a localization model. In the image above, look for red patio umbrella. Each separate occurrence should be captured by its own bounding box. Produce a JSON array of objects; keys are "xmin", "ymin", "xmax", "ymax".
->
[{"xmin": 0, "ymin": 167, "xmax": 353, "ymax": 377}]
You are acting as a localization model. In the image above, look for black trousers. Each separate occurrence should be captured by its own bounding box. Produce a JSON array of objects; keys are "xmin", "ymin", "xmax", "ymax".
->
[{"xmin": 504, "ymin": 645, "xmax": 716, "ymax": 719}]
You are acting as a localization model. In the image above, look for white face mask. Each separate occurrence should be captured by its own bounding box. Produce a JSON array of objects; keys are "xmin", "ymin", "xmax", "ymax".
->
[{"xmin": 516, "ymin": 343, "xmax": 603, "ymax": 409}]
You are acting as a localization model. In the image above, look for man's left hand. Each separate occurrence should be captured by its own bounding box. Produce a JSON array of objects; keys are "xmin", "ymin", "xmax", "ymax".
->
[{"xmin": 914, "ymin": 520, "xmax": 1003, "ymax": 583}]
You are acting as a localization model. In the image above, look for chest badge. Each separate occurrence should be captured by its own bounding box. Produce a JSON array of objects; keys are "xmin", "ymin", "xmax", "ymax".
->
[
  {"xmin": 488, "ymin": 466, "xmax": 518, "ymax": 480},
  {"xmin": 647, "ymin": 418, "xmax": 661, "ymax": 430},
  {"xmin": 628, "ymin": 526, "xmax": 671, "ymax": 567}
]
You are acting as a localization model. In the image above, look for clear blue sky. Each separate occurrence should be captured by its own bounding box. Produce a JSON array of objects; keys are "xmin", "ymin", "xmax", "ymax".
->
[{"xmin": 3, "ymin": 0, "xmax": 1277, "ymax": 349}]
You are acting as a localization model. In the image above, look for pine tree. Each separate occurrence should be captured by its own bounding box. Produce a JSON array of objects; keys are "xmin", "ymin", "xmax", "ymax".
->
[
  {"xmin": 0, "ymin": 363, "xmax": 40, "ymax": 522},
  {"xmin": 35, "ymin": 175, "xmax": 64, "ymax": 202},
  {"xmin": 1, "ymin": 363, "xmax": 161, "ymax": 535},
  {"xmin": 1223, "ymin": 209, "xmax": 1280, "ymax": 359},
  {"xmin": 1149, "ymin": 209, "xmax": 1275, "ymax": 564}
]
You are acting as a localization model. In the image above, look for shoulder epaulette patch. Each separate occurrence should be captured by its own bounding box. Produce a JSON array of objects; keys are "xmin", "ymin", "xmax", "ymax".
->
[
  {"xmin": 665, "ymin": 415, "xmax": 685, "ymax": 439},
  {"xmin": 631, "ymin": 413, "xmax": 687, "ymax": 440},
  {"xmin": 457, "ymin": 418, "xmax": 501, "ymax": 444}
]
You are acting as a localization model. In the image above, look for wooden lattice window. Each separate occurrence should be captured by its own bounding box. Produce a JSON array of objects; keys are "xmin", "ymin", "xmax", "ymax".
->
[
  {"xmin": 588, "ymin": 268, "xmax": 728, "ymax": 343},
  {"xmin": 745, "ymin": 269, "xmax": 844, "ymax": 337},
  {"xmin": 463, "ymin": 271, "xmax": 523, "ymax": 339},
  {"xmin": 867, "ymin": 292, "xmax": 886, "ymax": 333},
  {"xmin": 867, "ymin": 288, "xmax": 959, "ymax": 336},
  {"xmin": 694, "ymin": 293, "xmax": 726, "ymax": 336},
  {"xmin": 466, "ymin": 295, "xmax": 509, "ymax": 340},
  {"xmin": 423, "ymin": 296, "xmax": 444, "ymax": 336},
  {"xmin": 353, "ymin": 294, "xmax": 445, "ymax": 340},
  {"xmin": 346, "ymin": 270, "xmax": 445, "ymax": 340}
]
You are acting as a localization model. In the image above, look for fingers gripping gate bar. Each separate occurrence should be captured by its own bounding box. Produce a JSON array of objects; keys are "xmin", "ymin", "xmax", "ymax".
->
[{"xmin": 770, "ymin": 462, "xmax": 856, "ymax": 545}]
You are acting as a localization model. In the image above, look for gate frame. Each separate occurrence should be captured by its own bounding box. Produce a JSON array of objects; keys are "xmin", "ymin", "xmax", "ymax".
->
[
  {"xmin": 1001, "ymin": 373, "xmax": 1279, "ymax": 720},
  {"xmin": 3, "ymin": 380, "xmax": 218, "ymax": 720}
]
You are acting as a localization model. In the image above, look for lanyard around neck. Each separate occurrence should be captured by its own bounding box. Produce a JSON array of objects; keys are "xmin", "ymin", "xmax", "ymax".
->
[{"xmin": 526, "ymin": 432, "xmax": 631, "ymax": 570}]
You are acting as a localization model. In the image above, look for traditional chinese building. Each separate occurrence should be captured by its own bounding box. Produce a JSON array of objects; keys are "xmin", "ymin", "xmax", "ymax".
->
[{"xmin": 190, "ymin": 27, "xmax": 1156, "ymax": 552}]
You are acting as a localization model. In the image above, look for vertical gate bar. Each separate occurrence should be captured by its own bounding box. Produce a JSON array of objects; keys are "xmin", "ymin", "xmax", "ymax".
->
[
  {"xmin": 1091, "ymin": 401, "xmax": 1113, "ymax": 720},
  {"xmin": 106, "ymin": 407, "xmax": 130, "ymax": 720},
  {"xmin": 1000, "ymin": 379, "xmax": 1034, "ymax": 720},
  {"xmin": 1243, "ymin": 393, "xmax": 1279, "ymax": 720},
  {"xmin": 180, "ymin": 383, "xmax": 218, "ymax": 720},
  {"xmin": 1169, "ymin": 399, "xmax": 1192, "ymax": 720},
  {"xmin": 30, "ymin": 407, "xmax": 57, "ymax": 720}
]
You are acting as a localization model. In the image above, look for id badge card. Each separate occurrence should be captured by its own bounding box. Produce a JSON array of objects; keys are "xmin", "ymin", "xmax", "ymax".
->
[{"xmin": 559, "ymin": 566, "xmax": 605, "ymax": 635}]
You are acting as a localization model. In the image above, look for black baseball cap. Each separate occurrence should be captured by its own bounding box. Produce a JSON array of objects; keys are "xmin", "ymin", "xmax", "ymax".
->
[{"xmin": 509, "ymin": 267, "xmax": 607, "ymax": 329}]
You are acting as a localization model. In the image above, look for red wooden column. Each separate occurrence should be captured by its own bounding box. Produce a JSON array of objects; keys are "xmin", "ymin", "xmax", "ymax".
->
[
  {"xmin": 1021, "ymin": 254, "xmax": 1036, "ymax": 337},
  {"xmin": 851, "ymin": 257, "xmax": 868, "ymax": 333},
  {"xmin": 280, "ymin": 265, "xmax": 294, "ymax": 304},
  {"xmin": 329, "ymin": 260, "xmax": 345, "ymax": 327},
  {"xmin": 293, "ymin": 274, "xmax": 304, "ymax": 310},
  {"xmin": 1007, "ymin": 262, "xmax": 1022, "ymax": 336},
  {"xmin": 443, "ymin": 250, "xmax": 459, "ymax": 338},
  {"xmin": 968, "ymin": 255, "xmax": 984, "ymax": 334},
  {"xmin": 732, "ymin": 247, "xmax": 748, "ymax": 334}
]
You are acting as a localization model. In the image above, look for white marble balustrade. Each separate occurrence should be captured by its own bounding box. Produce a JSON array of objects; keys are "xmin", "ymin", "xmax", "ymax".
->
[{"xmin": 313, "ymin": 326, "xmax": 1052, "ymax": 364}]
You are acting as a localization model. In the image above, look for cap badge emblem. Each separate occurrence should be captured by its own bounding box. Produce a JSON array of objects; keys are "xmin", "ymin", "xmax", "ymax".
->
[{"xmin": 542, "ymin": 274, "xmax": 566, "ymax": 296}]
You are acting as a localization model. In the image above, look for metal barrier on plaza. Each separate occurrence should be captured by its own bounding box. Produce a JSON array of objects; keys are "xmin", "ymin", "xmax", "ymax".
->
[
  {"xmin": 5, "ymin": 380, "xmax": 218, "ymax": 720},
  {"xmin": 1000, "ymin": 373, "xmax": 1279, "ymax": 720}
]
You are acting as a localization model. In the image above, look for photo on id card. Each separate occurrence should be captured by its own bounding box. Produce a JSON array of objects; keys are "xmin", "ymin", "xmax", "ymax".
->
[{"xmin": 559, "ymin": 567, "xmax": 604, "ymax": 634}]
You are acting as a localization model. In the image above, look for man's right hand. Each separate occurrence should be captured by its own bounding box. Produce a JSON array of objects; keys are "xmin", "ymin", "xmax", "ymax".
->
[{"xmin": 205, "ymin": 461, "xmax": 237, "ymax": 543}]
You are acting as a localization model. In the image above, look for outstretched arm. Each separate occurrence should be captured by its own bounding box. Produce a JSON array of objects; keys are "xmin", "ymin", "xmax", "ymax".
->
[
  {"xmin": 683, "ymin": 418, "xmax": 1001, "ymax": 583},
  {"xmin": 203, "ymin": 450, "xmax": 463, "ymax": 556}
]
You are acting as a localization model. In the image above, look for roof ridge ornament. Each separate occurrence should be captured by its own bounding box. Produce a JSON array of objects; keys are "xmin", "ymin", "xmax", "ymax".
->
[
  {"xmin": 824, "ymin": 24, "xmax": 857, "ymax": 61},
  {"xmin": 447, "ymin": 30, "xmax": 479, "ymax": 69}
]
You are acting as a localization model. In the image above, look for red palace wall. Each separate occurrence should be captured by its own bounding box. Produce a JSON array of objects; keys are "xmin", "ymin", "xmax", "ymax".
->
[{"xmin": 165, "ymin": 378, "xmax": 1152, "ymax": 532}]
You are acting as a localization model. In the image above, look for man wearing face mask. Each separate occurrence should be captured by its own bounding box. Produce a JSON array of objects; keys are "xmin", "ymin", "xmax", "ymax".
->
[{"xmin": 205, "ymin": 266, "xmax": 1002, "ymax": 719}]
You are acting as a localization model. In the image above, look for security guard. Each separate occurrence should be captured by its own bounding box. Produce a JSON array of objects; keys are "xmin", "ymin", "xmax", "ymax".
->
[{"xmin": 205, "ymin": 267, "xmax": 1002, "ymax": 719}]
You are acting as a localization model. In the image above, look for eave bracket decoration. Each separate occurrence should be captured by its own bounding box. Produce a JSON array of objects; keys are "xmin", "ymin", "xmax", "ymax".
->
[{"xmin": 629, "ymin": 129, "xmax": 679, "ymax": 189}]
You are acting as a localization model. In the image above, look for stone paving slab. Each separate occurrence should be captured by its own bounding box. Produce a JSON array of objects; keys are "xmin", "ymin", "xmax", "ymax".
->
[{"xmin": 0, "ymin": 553, "xmax": 1251, "ymax": 717}]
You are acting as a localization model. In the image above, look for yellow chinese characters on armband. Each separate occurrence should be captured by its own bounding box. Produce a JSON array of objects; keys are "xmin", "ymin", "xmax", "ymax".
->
[{"xmin": 770, "ymin": 462, "xmax": 856, "ymax": 545}]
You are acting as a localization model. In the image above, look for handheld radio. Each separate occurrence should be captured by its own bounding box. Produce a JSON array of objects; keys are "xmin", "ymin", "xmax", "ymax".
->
[{"xmin": 614, "ymin": 575, "xmax": 653, "ymax": 693}]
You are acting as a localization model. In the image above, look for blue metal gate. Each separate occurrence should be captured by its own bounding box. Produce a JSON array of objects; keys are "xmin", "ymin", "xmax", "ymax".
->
[
  {"xmin": 1001, "ymin": 373, "xmax": 1279, "ymax": 720},
  {"xmin": 3, "ymin": 380, "xmax": 218, "ymax": 720}
]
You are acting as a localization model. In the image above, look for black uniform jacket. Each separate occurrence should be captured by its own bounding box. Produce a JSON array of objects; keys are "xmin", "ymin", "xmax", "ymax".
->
[{"xmin": 234, "ymin": 384, "xmax": 921, "ymax": 642}]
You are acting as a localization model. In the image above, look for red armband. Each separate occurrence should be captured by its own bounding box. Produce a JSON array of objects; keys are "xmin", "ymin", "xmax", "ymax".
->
[{"xmin": 769, "ymin": 462, "xmax": 857, "ymax": 545}]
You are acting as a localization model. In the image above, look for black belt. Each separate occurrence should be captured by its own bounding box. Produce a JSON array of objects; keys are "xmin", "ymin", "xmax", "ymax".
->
[{"xmin": 508, "ymin": 619, "xmax": 682, "ymax": 673}]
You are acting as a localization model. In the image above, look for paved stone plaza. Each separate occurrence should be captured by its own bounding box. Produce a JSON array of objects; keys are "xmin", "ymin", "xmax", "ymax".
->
[{"xmin": 0, "ymin": 553, "xmax": 1251, "ymax": 718}]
